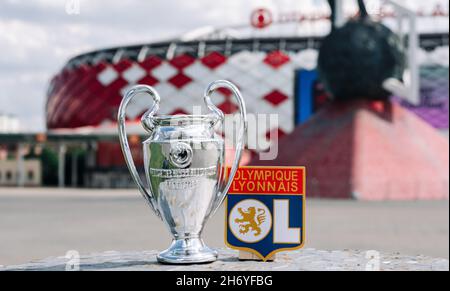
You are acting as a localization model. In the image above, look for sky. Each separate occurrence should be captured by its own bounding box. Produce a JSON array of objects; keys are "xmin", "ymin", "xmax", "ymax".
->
[{"xmin": 0, "ymin": 0, "xmax": 448, "ymax": 132}]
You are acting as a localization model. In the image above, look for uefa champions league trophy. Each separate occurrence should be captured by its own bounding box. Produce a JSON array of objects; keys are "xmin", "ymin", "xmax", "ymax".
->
[{"xmin": 118, "ymin": 80, "xmax": 247, "ymax": 264}]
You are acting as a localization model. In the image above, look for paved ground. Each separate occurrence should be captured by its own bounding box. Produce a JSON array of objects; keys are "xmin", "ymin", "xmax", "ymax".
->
[
  {"xmin": 3, "ymin": 249, "xmax": 448, "ymax": 271},
  {"xmin": 0, "ymin": 187, "xmax": 448, "ymax": 266}
]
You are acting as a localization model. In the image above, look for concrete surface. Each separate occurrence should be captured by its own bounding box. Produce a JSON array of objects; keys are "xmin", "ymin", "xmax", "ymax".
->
[
  {"xmin": 2, "ymin": 249, "xmax": 448, "ymax": 271},
  {"xmin": 0, "ymin": 187, "xmax": 448, "ymax": 267}
]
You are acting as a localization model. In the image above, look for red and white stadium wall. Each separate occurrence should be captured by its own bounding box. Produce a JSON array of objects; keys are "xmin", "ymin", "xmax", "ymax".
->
[
  {"xmin": 46, "ymin": 36, "xmax": 448, "ymax": 166},
  {"xmin": 47, "ymin": 46, "xmax": 322, "ymax": 153}
]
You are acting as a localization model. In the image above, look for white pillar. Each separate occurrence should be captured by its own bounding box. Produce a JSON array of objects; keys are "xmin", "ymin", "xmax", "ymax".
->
[
  {"xmin": 334, "ymin": 0, "xmax": 345, "ymax": 28},
  {"xmin": 85, "ymin": 142, "xmax": 97, "ymax": 187},
  {"xmin": 58, "ymin": 144, "xmax": 67, "ymax": 188},
  {"xmin": 385, "ymin": 0, "xmax": 421, "ymax": 104},
  {"xmin": 16, "ymin": 143, "xmax": 26, "ymax": 187},
  {"xmin": 408, "ymin": 14, "xmax": 420, "ymax": 104}
]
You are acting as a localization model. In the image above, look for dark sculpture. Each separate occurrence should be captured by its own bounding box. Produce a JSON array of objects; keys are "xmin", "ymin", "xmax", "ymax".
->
[{"xmin": 318, "ymin": 0, "xmax": 406, "ymax": 101}]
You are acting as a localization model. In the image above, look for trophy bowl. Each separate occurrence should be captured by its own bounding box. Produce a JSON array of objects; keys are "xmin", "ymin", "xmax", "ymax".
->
[{"xmin": 118, "ymin": 80, "xmax": 247, "ymax": 264}]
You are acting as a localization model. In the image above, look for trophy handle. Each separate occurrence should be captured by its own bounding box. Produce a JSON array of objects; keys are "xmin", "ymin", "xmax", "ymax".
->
[
  {"xmin": 118, "ymin": 85, "xmax": 161, "ymax": 218},
  {"xmin": 204, "ymin": 80, "xmax": 247, "ymax": 217}
]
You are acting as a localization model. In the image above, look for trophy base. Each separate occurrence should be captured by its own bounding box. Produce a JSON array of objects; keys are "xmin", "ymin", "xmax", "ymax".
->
[{"xmin": 157, "ymin": 237, "xmax": 218, "ymax": 264}]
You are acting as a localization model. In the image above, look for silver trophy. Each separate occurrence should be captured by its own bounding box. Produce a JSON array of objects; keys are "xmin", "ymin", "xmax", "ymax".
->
[{"xmin": 118, "ymin": 80, "xmax": 247, "ymax": 264}]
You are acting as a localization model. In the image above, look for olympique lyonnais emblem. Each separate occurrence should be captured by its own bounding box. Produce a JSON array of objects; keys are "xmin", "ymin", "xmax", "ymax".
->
[{"xmin": 226, "ymin": 166, "xmax": 306, "ymax": 261}]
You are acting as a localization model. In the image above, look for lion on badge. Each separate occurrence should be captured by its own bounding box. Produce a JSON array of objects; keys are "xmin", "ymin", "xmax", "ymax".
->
[{"xmin": 234, "ymin": 207, "xmax": 266, "ymax": 236}]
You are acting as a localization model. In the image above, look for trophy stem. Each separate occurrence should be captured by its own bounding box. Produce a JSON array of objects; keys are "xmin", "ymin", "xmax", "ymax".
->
[{"xmin": 157, "ymin": 236, "xmax": 218, "ymax": 264}]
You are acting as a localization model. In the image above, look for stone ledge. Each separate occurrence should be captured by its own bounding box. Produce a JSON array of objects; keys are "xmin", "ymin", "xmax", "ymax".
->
[{"xmin": 1, "ymin": 248, "xmax": 448, "ymax": 271}]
